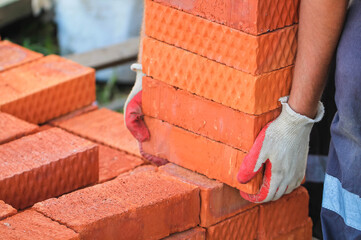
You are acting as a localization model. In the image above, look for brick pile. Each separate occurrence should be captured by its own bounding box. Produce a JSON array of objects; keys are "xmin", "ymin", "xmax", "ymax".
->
[{"xmin": 0, "ymin": 1, "xmax": 312, "ymax": 236}]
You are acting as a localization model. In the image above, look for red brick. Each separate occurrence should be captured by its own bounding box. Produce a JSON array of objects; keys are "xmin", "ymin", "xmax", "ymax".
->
[
  {"xmin": 0, "ymin": 112, "xmax": 38, "ymax": 144},
  {"xmin": 152, "ymin": 0, "xmax": 299, "ymax": 35},
  {"xmin": 98, "ymin": 144, "xmax": 144, "ymax": 183},
  {"xmin": 0, "ymin": 55, "xmax": 95, "ymax": 124},
  {"xmin": 0, "ymin": 200, "xmax": 16, "ymax": 220},
  {"xmin": 55, "ymin": 108, "xmax": 141, "ymax": 157},
  {"xmin": 142, "ymin": 37, "xmax": 292, "ymax": 115},
  {"xmin": 0, "ymin": 210, "xmax": 79, "ymax": 240},
  {"xmin": 0, "ymin": 40, "xmax": 42, "ymax": 72},
  {"xmin": 145, "ymin": 0, "xmax": 297, "ymax": 75},
  {"xmin": 0, "ymin": 128, "xmax": 98, "ymax": 209},
  {"xmin": 258, "ymin": 187, "xmax": 310, "ymax": 239},
  {"xmin": 33, "ymin": 169, "xmax": 200, "ymax": 240},
  {"xmin": 273, "ymin": 218, "xmax": 312, "ymax": 240},
  {"xmin": 143, "ymin": 77, "xmax": 280, "ymax": 152},
  {"xmin": 143, "ymin": 116, "xmax": 262, "ymax": 194},
  {"xmin": 163, "ymin": 227, "xmax": 206, "ymax": 240},
  {"xmin": 48, "ymin": 103, "xmax": 98, "ymax": 125},
  {"xmin": 206, "ymin": 207, "xmax": 259, "ymax": 240},
  {"xmin": 160, "ymin": 163, "xmax": 256, "ymax": 227}
]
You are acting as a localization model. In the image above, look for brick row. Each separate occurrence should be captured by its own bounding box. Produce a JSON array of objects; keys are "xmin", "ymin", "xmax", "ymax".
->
[
  {"xmin": 273, "ymin": 218, "xmax": 312, "ymax": 240},
  {"xmin": 0, "ymin": 200, "xmax": 16, "ymax": 221},
  {"xmin": 145, "ymin": 0, "xmax": 297, "ymax": 75},
  {"xmin": 0, "ymin": 55, "xmax": 95, "ymax": 124},
  {"xmin": 54, "ymin": 108, "xmax": 141, "ymax": 157},
  {"xmin": 160, "ymin": 163, "xmax": 255, "ymax": 227},
  {"xmin": 34, "ymin": 168, "xmax": 200, "ymax": 240},
  {"xmin": 142, "ymin": 37, "xmax": 292, "ymax": 115},
  {"xmin": 143, "ymin": 116, "xmax": 262, "ymax": 194},
  {"xmin": 143, "ymin": 77, "xmax": 280, "ymax": 152},
  {"xmin": 0, "ymin": 112, "xmax": 38, "ymax": 145},
  {"xmin": 0, "ymin": 40, "xmax": 42, "ymax": 72},
  {"xmin": 0, "ymin": 128, "xmax": 98, "ymax": 209},
  {"xmin": 152, "ymin": 0, "xmax": 299, "ymax": 35}
]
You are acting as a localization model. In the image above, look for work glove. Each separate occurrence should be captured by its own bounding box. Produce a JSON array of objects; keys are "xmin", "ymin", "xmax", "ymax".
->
[
  {"xmin": 237, "ymin": 96, "xmax": 324, "ymax": 203},
  {"xmin": 124, "ymin": 63, "xmax": 168, "ymax": 166}
]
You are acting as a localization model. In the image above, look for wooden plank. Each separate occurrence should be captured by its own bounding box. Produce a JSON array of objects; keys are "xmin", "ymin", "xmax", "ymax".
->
[
  {"xmin": 65, "ymin": 37, "xmax": 139, "ymax": 70},
  {"xmin": 0, "ymin": 0, "xmax": 32, "ymax": 28}
]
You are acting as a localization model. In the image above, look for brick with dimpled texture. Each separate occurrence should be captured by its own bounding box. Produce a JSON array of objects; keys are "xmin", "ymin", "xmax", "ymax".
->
[
  {"xmin": 48, "ymin": 103, "xmax": 98, "ymax": 125},
  {"xmin": 0, "ymin": 112, "xmax": 38, "ymax": 145},
  {"xmin": 143, "ymin": 116, "xmax": 262, "ymax": 194},
  {"xmin": 55, "ymin": 108, "xmax": 141, "ymax": 157},
  {"xmin": 159, "ymin": 163, "xmax": 256, "ymax": 227},
  {"xmin": 0, "ymin": 210, "xmax": 80, "ymax": 240},
  {"xmin": 142, "ymin": 37, "xmax": 293, "ymax": 115},
  {"xmin": 34, "ymin": 169, "xmax": 200, "ymax": 240},
  {"xmin": 258, "ymin": 187, "xmax": 310, "ymax": 239},
  {"xmin": 162, "ymin": 227, "xmax": 206, "ymax": 240},
  {"xmin": 0, "ymin": 200, "xmax": 16, "ymax": 220},
  {"xmin": 0, "ymin": 40, "xmax": 43, "ymax": 72},
  {"xmin": 145, "ymin": 0, "xmax": 297, "ymax": 75},
  {"xmin": 143, "ymin": 77, "xmax": 280, "ymax": 152},
  {"xmin": 0, "ymin": 55, "xmax": 95, "ymax": 124},
  {"xmin": 0, "ymin": 127, "xmax": 98, "ymax": 209},
  {"xmin": 206, "ymin": 207, "xmax": 259, "ymax": 240},
  {"xmin": 152, "ymin": 0, "xmax": 299, "ymax": 35},
  {"xmin": 98, "ymin": 144, "xmax": 144, "ymax": 183},
  {"xmin": 272, "ymin": 218, "xmax": 312, "ymax": 240}
]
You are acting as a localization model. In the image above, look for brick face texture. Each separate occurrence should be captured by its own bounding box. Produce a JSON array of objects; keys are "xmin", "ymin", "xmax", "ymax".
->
[
  {"xmin": 145, "ymin": 0, "xmax": 297, "ymax": 75},
  {"xmin": 142, "ymin": 37, "xmax": 293, "ymax": 115},
  {"xmin": 0, "ymin": 40, "xmax": 42, "ymax": 72},
  {"xmin": 0, "ymin": 128, "xmax": 98, "ymax": 209},
  {"xmin": 0, "ymin": 200, "xmax": 16, "ymax": 220},
  {"xmin": 152, "ymin": 0, "xmax": 299, "ymax": 35},
  {"xmin": 55, "ymin": 108, "xmax": 141, "ymax": 157},
  {"xmin": 0, "ymin": 55, "xmax": 95, "ymax": 124},
  {"xmin": 143, "ymin": 116, "xmax": 263, "ymax": 194},
  {"xmin": 143, "ymin": 77, "xmax": 281, "ymax": 152},
  {"xmin": 0, "ymin": 210, "xmax": 80, "ymax": 240},
  {"xmin": 34, "ymin": 169, "xmax": 200, "ymax": 240},
  {"xmin": 0, "ymin": 112, "xmax": 38, "ymax": 145},
  {"xmin": 162, "ymin": 228, "xmax": 206, "ymax": 240}
]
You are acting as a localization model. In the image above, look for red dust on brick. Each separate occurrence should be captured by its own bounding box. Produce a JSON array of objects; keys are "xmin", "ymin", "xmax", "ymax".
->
[
  {"xmin": 0, "ymin": 127, "xmax": 99, "ymax": 209},
  {"xmin": 162, "ymin": 227, "xmax": 206, "ymax": 240},
  {"xmin": 34, "ymin": 169, "xmax": 200, "ymax": 240},
  {"xmin": 0, "ymin": 200, "xmax": 16, "ymax": 221}
]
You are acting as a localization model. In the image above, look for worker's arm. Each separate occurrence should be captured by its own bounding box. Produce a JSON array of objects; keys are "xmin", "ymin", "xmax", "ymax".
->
[{"xmin": 237, "ymin": 0, "xmax": 348, "ymax": 203}]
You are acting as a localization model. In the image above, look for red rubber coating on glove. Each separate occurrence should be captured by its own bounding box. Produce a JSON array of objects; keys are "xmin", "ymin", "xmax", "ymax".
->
[{"xmin": 125, "ymin": 91, "xmax": 150, "ymax": 142}]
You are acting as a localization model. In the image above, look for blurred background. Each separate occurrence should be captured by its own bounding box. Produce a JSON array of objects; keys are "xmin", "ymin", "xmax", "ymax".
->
[{"xmin": 0, "ymin": 0, "xmax": 144, "ymax": 112}]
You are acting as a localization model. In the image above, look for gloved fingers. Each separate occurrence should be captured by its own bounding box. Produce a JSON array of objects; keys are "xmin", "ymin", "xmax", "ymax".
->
[
  {"xmin": 125, "ymin": 91, "xmax": 150, "ymax": 142},
  {"xmin": 239, "ymin": 159, "xmax": 273, "ymax": 203},
  {"xmin": 285, "ymin": 175, "xmax": 304, "ymax": 194},
  {"xmin": 139, "ymin": 142, "xmax": 169, "ymax": 166},
  {"xmin": 237, "ymin": 123, "xmax": 271, "ymax": 184},
  {"xmin": 272, "ymin": 182, "xmax": 288, "ymax": 201}
]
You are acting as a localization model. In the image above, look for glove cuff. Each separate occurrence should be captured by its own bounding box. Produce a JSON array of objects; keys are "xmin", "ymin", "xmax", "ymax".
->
[{"xmin": 279, "ymin": 96, "xmax": 324, "ymax": 125}]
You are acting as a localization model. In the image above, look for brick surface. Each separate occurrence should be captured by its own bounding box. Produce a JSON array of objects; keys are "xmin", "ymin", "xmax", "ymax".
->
[
  {"xmin": 206, "ymin": 207, "xmax": 259, "ymax": 240},
  {"xmin": 160, "ymin": 163, "xmax": 255, "ymax": 227},
  {"xmin": 142, "ymin": 37, "xmax": 293, "ymax": 115},
  {"xmin": 34, "ymin": 169, "xmax": 200, "ymax": 240},
  {"xmin": 0, "ymin": 200, "xmax": 16, "ymax": 220},
  {"xmin": 163, "ymin": 227, "xmax": 206, "ymax": 240},
  {"xmin": 143, "ymin": 116, "xmax": 262, "ymax": 194},
  {"xmin": 48, "ymin": 103, "xmax": 98, "ymax": 125},
  {"xmin": 153, "ymin": 0, "xmax": 299, "ymax": 35},
  {"xmin": 143, "ymin": 77, "xmax": 280, "ymax": 152},
  {"xmin": 55, "ymin": 108, "xmax": 141, "ymax": 157},
  {"xmin": 98, "ymin": 144, "xmax": 144, "ymax": 183},
  {"xmin": 273, "ymin": 218, "xmax": 312, "ymax": 240},
  {"xmin": 0, "ymin": 210, "xmax": 79, "ymax": 240},
  {"xmin": 0, "ymin": 111, "xmax": 38, "ymax": 145},
  {"xmin": 0, "ymin": 128, "xmax": 98, "ymax": 209},
  {"xmin": 258, "ymin": 187, "xmax": 310, "ymax": 239},
  {"xmin": 146, "ymin": 0, "xmax": 297, "ymax": 75},
  {"xmin": 0, "ymin": 55, "xmax": 95, "ymax": 124},
  {"xmin": 0, "ymin": 40, "xmax": 42, "ymax": 72}
]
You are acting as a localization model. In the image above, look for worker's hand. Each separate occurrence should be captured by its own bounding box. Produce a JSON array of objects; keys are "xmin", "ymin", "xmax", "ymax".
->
[
  {"xmin": 124, "ymin": 63, "xmax": 168, "ymax": 166},
  {"xmin": 237, "ymin": 96, "xmax": 324, "ymax": 203}
]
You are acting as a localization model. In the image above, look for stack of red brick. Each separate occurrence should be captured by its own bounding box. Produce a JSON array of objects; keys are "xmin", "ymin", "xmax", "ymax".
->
[{"xmin": 0, "ymin": 8, "xmax": 311, "ymax": 238}]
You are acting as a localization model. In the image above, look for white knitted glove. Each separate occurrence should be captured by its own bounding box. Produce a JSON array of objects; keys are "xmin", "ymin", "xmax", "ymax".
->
[{"xmin": 237, "ymin": 96, "xmax": 324, "ymax": 203}]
